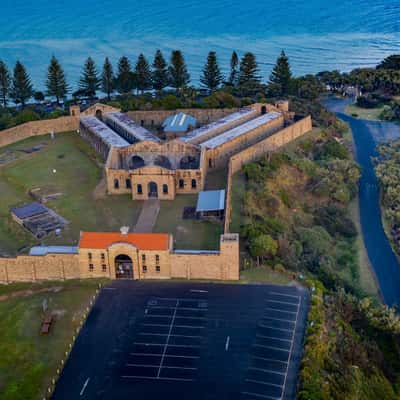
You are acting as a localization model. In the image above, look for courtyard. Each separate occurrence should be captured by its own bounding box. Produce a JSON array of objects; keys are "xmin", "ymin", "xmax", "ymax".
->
[{"xmin": 0, "ymin": 132, "xmax": 222, "ymax": 255}]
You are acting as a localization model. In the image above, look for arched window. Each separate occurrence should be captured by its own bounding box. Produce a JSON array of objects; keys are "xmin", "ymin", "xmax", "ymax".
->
[
  {"xmin": 126, "ymin": 178, "xmax": 132, "ymax": 189},
  {"xmin": 163, "ymin": 184, "xmax": 168, "ymax": 194},
  {"xmin": 191, "ymin": 179, "xmax": 197, "ymax": 189},
  {"xmin": 114, "ymin": 178, "xmax": 119, "ymax": 189},
  {"xmin": 137, "ymin": 184, "xmax": 143, "ymax": 194},
  {"xmin": 179, "ymin": 179, "xmax": 184, "ymax": 189},
  {"xmin": 208, "ymin": 159, "xmax": 212, "ymax": 168}
]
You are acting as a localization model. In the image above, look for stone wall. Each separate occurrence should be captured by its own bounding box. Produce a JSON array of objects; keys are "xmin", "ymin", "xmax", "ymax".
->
[
  {"xmin": 224, "ymin": 116, "xmax": 312, "ymax": 232},
  {"xmin": 0, "ymin": 254, "xmax": 80, "ymax": 283},
  {"xmin": 127, "ymin": 108, "xmax": 241, "ymax": 127},
  {"xmin": 0, "ymin": 116, "xmax": 79, "ymax": 148}
]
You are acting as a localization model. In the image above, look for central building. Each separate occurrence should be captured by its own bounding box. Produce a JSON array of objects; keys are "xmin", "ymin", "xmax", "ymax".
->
[{"xmin": 79, "ymin": 103, "xmax": 289, "ymax": 200}]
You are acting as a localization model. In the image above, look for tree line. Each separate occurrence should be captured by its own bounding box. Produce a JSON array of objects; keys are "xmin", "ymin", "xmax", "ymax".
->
[{"xmin": 0, "ymin": 49, "xmax": 293, "ymax": 107}]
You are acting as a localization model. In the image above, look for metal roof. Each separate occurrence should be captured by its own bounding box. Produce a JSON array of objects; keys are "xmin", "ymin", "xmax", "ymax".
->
[
  {"xmin": 199, "ymin": 112, "xmax": 282, "ymax": 149},
  {"xmin": 173, "ymin": 250, "xmax": 220, "ymax": 254},
  {"xmin": 196, "ymin": 189, "xmax": 226, "ymax": 212},
  {"xmin": 105, "ymin": 112, "xmax": 160, "ymax": 142},
  {"xmin": 29, "ymin": 246, "xmax": 79, "ymax": 256},
  {"xmin": 180, "ymin": 108, "xmax": 257, "ymax": 144},
  {"xmin": 80, "ymin": 116, "xmax": 129, "ymax": 148},
  {"xmin": 11, "ymin": 202, "xmax": 48, "ymax": 219},
  {"xmin": 162, "ymin": 112, "xmax": 197, "ymax": 133}
]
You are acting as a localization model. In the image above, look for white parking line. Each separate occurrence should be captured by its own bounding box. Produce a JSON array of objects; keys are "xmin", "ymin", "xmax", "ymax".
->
[
  {"xmin": 249, "ymin": 367, "xmax": 285, "ymax": 376},
  {"xmin": 126, "ymin": 363, "xmax": 197, "ymax": 370},
  {"xmin": 134, "ymin": 342, "xmax": 200, "ymax": 349},
  {"xmin": 79, "ymin": 377, "xmax": 90, "ymax": 396},
  {"xmin": 131, "ymin": 353, "xmax": 199, "ymax": 359},
  {"xmin": 246, "ymin": 378, "xmax": 283, "ymax": 389},
  {"xmin": 262, "ymin": 315, "xmax": 296, "ymax": 324},
  {"xmin": 149, "ymin": 306, "xmax": 208, "ymax": 312},
  {"xmin": 241, "ymin": 391, "xmax": 280, "ymax": 400},
  {"xmin": 256, "ymin": 334, "xmax": 292, "ymax": 342},
  {"xmin": 225, "ymin": 336, "xmax": 230, "ymax": 351},
  {"xmin": 259, "ymin": 323, "xmax": 293, "ymax": 332},
  {"xmin": 190, "ymin": 289, "xmax": 208, "ymax": 293},
  {"xmin": 254, "ymin": 343, "xmax": 289, "ymax": 352},
  {"xmin": 122, "ymin": 375, "xmax": 194, "ymax": 382},
  {"xmin": 270, "ymin": 291, "xmax": 300, "ymax": 299},
  {"xmin": 157, "ymin": 299, "xmax": 178, "ymax": 378},
  {"xmin": 138, "ymin": 333, "xmax": 202, "ymax": 339},
  {"xmin": 265, "ymin": 307, "xmax": 297, "ymax": 315},
  {"xmin": 143, "ymin": 323, "xmax": 205, "ymax": 329},
  {"xmin": 266, "ymin": 299, "xmax": 299, "ymax": 306}
]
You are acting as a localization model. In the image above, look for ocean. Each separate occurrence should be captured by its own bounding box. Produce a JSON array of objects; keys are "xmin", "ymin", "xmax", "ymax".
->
[{"xmin": 0, "ymin": 0, "xmax": 399, "ymax": 89}]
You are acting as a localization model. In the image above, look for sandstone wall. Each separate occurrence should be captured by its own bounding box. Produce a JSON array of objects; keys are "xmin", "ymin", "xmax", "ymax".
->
[
  {"xmin": 0, "ymin": 254, "xmax": 80, "ymax": 283},
  {"xmin": 126, "ymin": 108, "xmax": 241, "ymax": 127},
  {"xmin": 0, "ymin": 116, "xmax": 79, "ymax": 148},
  {"xmin": 224, "ymin": 116, "xmax": 312, "ymax": 232}
]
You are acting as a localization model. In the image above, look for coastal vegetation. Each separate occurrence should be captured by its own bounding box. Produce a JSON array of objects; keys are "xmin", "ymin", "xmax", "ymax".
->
[{"xmin": 375, "ymin": 140, "xmax": 400, "ymax": 255}]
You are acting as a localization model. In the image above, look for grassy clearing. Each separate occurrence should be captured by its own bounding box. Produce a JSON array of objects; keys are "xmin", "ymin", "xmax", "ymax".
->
[
  {"xmin": 0, "ymin": 133, "xmax": 142, "ymax": 256},
  {"xmin": 0, "ymin": 279, "xmax": 106, "ymax": 400},
  {"xmin": 240, "ymin": 265, "xmax": 292, "ymax": 285},
  {"xmin": 153, "ymin": 194, "xmax": 223, "ymax": 250},
  {"xmin": 348, "ymin": 196, "xmax": 380, "ymax": 299},
  {"xmin": 345, "ymin": 104, "xmax": 384, "ymax": 121},
  {"xmin": 204, "ymin": 167, "xmax": 228, "ymax": 190}
]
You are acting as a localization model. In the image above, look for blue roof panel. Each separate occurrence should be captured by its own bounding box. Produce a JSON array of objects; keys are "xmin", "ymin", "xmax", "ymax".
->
[
  {"xmin": 163, "ymin": 112, "xmax": 197, "ymax": 133},
  {"xmin": 29, "ymin": 246, "xmax": 79, "ymax": 256},
  {"xmin": 196, "ymin": 190, "xmax": 226, "ymax": 212}
]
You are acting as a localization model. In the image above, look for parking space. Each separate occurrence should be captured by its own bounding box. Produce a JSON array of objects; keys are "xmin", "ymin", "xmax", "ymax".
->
[
  {"xmin": 52, "ymin": 282, "xmax": 308, "ymax": 400},
  {"xmin": 121, "ymin": 297, "xmax": 208, "ymax": 382},
  {"xmin": 242, "ymin": 292, "xmax": 301, "ymax": 400}
]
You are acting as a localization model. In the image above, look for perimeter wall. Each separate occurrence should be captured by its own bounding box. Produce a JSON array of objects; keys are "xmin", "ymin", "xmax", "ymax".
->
[{"xmin": 224, "ymin": 116, "xmax": 312, "ymax": 232}]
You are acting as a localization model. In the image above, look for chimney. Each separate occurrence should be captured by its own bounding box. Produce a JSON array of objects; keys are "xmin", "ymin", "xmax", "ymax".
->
[{"xmin": 120, "ymin": 226, "xmax": 130, "ymax": 235}]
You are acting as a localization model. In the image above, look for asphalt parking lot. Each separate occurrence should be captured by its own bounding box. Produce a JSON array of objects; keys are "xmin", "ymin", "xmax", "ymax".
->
[{"xmin": 52, "ymin": 281, "xmax": 309, "ymax": 400}]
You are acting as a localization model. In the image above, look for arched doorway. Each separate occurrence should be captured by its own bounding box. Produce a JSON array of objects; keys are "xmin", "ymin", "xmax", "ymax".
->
[
  {"xmin": 148, "ymin": 182, "xmax": 158, "ymax": 198},
  {"xmin": 95, "ymin": 109, "xmax": 103, "ymax": 120},
  {"xmin": 130, "ymin": 155, "xmax": 145, "ymax": 169},
  {"xmin": 115, "ymin": 254, "xmax": 133, "ymax": 279},
  {"xmin": 261, "ymin": 105, "xmax": 267, "ymax": 115}
]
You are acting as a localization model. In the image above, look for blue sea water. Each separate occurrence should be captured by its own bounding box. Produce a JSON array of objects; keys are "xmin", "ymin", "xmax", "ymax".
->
[{"xmin": 0, "ymin": 0, "xmax": 399, "ymax": 89}]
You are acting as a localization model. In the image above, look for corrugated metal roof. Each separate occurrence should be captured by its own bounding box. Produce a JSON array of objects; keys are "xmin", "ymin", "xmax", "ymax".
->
[
  {"xmin": 11, "ymin": 202, "xmax": 48, "ymax": 219},
  {"xmin": 80, "ymin": 116, "xmax": 129, "ymax": 148},
  {"xmin": 163, "ymin": 112, "xmax": 197, "ymax": 133},
  {"xmin": 29, "ymin": 246, "xmax": 78, "ymax": 256},
  {"xmin": 105, "ymin": 112, "xmax": 160, "ymax": 142},
  {"xmin": 196, "ymin": 189, "xmax": 226, "ymax": 212},
  {"xmin": 180, "ymin": 108, "xmax": 257, "ymax": 144},
  {"xmin": 199, "ymin": 112, "xmax": 282, "ymax": 149}
]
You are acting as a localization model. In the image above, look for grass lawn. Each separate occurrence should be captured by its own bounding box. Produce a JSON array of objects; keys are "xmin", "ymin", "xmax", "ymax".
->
[
  {"xmin": 153, "ymin": 194, "xmax": 223, "ymax": 250},
  {"xmin": 240, "ymin": 265, "xmax": 292, "ymax": 285},
  {"xmin": 0, "ymin": 279, "xmax": 106, "ymax": 400},
  {"xmin": 204, "ymin": 167, "xmax": 228, "ymax": 190},
  {"xmin": 349, "ymin": 197, "xmax": 380, "ymax": 299},
  {"xmin": 345, "ymin": 104, "xmax": 384, "ymax": 121},
  {"xmin": 0, "ymin": 132, "xmax": 142, "ymax": 256}
]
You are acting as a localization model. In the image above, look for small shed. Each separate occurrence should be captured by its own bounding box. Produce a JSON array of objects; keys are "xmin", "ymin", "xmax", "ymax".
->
[
  {"xmin": 196, "ymin": 189, "xmax": 226, "ymax": 219},
  {"xmin": 162, "ymin": 112, "xmax": 198, "ymax": 139},
  {"xmin": 11, "ymin": 202, "xmax": 48, "ymax": 225}
]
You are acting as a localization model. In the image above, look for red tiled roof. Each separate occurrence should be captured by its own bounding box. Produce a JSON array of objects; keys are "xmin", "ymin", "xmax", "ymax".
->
[{"xmin": 79, "ymin": 232, "xmax": 170, "ymax": 250}]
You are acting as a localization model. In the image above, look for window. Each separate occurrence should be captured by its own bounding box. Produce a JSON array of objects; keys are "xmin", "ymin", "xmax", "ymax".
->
[
  {"xmin": 163, "ymin": 184, "xmax": 168, "ymax": 194},
  {"xmin": 179, "ymin": 179, "xmax": 184, "ymax": 189},
  {"xmin": 141, "ymin": 120, "xmax": 144, "ymax": 126},
  {"xmin": 88, "ymin": 253, "xmax": 92, "ymax": 260},
  {"xmin": 156, "ymin": 265, "xmax": 160, "ymax": 273},
  {"xmin": 137, "ymin": 184, "xmax": 143, "ymax": 194},
  {"xmin": 102, "ymin": 264, "xmax": 107, "ymax": 272},
  {"xmin": 155, "ymin": 254, "xmax": 160, "ymax": 264},
  {"xmin": 191, "ymin": 179, "xmax": 197, "ymax": 189},
  {"xmin": 89, "ymin": 263, "xmax": 94, "ymax": 271},
  {"xmin": 142, "ymin": 265, "xmax": 147, "ymax": 273},
  {"xmin": 101, "ymin": 253, "xmax": 105, "ymax": 260},
  {"xmin": 114, "ymin": 178, "xmax": 119, "ymax": 189},
  {"xmin": 126, "ymin": 178, "xmax": 132, "ymax": 189},
  {"xmin": 209, "ymin": 158, "xmax": 212, "ymax": 168},
  {"xmin": 142, "ymin": 254, "xmax": 146, "ymax": 263}
]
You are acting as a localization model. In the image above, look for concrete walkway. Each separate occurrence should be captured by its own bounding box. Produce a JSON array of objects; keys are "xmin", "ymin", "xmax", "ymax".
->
[{"xmin": 133, "ymin": 199, "xmax": 160, "ymax": 233}]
